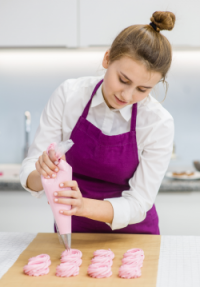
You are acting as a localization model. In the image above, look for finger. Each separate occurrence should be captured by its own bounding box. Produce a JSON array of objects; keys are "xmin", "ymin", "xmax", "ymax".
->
[
  {"xmin": 61, "ymin": 154, "xmax": 66, "ymax": 162},
  {"xmin": 48, "ymin": 150, "xmax": 59, "ymax": 165},
  {"xmin": 54, "ymin": 190, "xmax": 79, "ymax": 199},
  {"xmin": 59, "ymin": 180, "xmax": 79, "ymax": 190},
  {"xmin": 39, "ymin": 153, "xmax": 58, "ymax": 178},
  {"xmin": 54, "ymin": 197, "xmax": 78, "ymax": 206},
  {"xmin": 60, "ymin": 207, "xmax": 77, "ymax": 216},
  {"xmin": 43, "ymin": 151, "xmax": 59, "ymax": 172},
  {"xmin": 35, "ymin": 160, "xmax": 50, "ymax": 178}
]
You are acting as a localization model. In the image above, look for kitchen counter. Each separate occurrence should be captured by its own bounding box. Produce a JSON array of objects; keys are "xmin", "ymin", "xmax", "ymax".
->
[
  {"xmin": 160, "ymin": 177, "xmax": 200, "ymax": 191},
  {"xmin": 1, "ymin": 178, "xmax": 200, "ymax": 192},
  {"xmin": 1, "ymin": 164, "xmax": 200, "ymax": 192},
  {"xmin": 0, "ymin": 232, "xmax": 200, "ymax": 287}
]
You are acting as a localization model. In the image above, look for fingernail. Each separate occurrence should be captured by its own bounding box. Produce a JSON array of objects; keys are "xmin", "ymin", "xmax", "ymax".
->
[
  {"xmin": 47, "ymin": 176, "xmax": 50, "ymax": 179},
  {"xmin": 54, "ymin": 192, "xmax": 58, "ymax": 196},
  {"xmin": 54, "ymin": 161, "xmax": 59, "ymax": 165},
  {"xmin": 52, "ymin": 174, "xmax": 56, "ymax": 178},
  {"xmin": 60, "ymin": 183, "xmax": 64, "ymax": 187},
  {"xmin": 54, "ymin": 198, "xmax": 58, "ymax": 202},
  {"xmin": 54, "ymin": 168, "xmax": 58, "ymax": 172},
  {"xmin": 60, "ymin": 210, "xmax": 63, "ymax": 213}
]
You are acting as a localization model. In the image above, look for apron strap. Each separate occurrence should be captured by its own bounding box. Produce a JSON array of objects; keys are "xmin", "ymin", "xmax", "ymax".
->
[
  {"xmin": 82, "ymin": 79, "xmax": 104, "ymax": 119},
  {"xmin": 130, "ymin": 103, "xmax": 137, "ymax": 132}
]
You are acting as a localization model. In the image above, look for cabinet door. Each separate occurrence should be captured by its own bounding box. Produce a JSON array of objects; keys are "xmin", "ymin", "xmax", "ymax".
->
[
  {"xmin": 0, "ymin": 0, "xmax": 78, "ymax": 47},
  {"xmin": 79, "ymin": 0, "xmax": 200, "ymax": 47}
]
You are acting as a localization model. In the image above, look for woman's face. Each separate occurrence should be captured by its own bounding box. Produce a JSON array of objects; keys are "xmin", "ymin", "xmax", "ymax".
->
[{"xmin": 102, "ymin": 51, "xmax": 162, "ymax": 109}]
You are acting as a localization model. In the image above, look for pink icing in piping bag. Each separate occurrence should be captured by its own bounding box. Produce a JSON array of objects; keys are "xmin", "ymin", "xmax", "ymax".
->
[{"xmin": 41, "ymin": 140, "xmax": 74, "ymax": 250}]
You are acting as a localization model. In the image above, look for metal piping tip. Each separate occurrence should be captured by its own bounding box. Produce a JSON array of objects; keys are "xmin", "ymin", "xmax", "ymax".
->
[{"xmin": 60, "ymin": 234, "xmax": 71, "ymax": 250}]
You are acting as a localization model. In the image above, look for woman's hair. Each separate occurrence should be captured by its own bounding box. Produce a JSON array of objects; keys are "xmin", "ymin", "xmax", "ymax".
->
[{"xmin": 109, "ymin": 11, "xmax": 176, "ymax": 81}]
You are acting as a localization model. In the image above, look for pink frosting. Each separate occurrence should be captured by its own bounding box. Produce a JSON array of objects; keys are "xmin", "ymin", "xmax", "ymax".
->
[
  {"xmin": 88, "ymin": 249, "xmax": 114, "ymax": 278},
  {"xmin": 61, "ymin": 249, "xmax": 82, "ymax": 259},
  {"xmin": 56, "ymin": 248, "xmax": 82, "ymax": 277},
  {"xmin": 56, "ymin": 262, "xmax": 79, "ymax": 277},
  {"xmin": 61, "ymin": 256, "xmax": 82, "ymax": 266},
  {"xmin": 23, "ymin": 254, "xmax": 51, "ymax": 276},
  {"xmin": 119, "ymin": 265, "xmax": 141, "ymax": 279},
  {"xmin": 87, "ymin": 263, "xmax": 112, "ymax": 278},
  {"xmin": 123, "ymin": 248, "xmax": 144, "ymax": 259},
  {"xmin": 91, "ymin": 256, "xmax": 113, "ymax": 266},
  {"xmin": 119, "ymin": 248, "xmax": 144, "ymax": 279},
  {"xmin": 93, "ymin": 249, "xmax": 114, "ymax": 259},
  {"xmin": 122, "ymin": 256, "xmax": 143, "ymax": 267}
]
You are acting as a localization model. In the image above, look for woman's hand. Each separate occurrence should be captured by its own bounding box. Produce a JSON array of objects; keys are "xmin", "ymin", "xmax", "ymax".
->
[
  {"xmin": 53, "ymin": 180, "xmax": 85, "ymax": 216},
  {"xmin": 35, "ymin": 150, "xmax": 65, "ymax": 179}
]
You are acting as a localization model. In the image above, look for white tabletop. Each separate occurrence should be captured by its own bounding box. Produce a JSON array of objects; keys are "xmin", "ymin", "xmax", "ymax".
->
[{"xmin": 1, "ymin": 233, "xmax": 200, "ymax": 287}]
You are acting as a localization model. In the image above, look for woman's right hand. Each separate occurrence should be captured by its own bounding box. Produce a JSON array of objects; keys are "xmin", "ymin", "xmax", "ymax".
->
[{"xmin": 35, "ymin": 150, "xmax": 65, "ymax": 179}]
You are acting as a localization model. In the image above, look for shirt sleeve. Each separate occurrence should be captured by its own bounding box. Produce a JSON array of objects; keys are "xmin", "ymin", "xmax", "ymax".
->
[
  {"xmin": 20, "ymin": 82, "xmax": 67, "ymax": 198},
  {"xmin": 104, "ymin": 116, "xmax": 174, "ymax": 230}
]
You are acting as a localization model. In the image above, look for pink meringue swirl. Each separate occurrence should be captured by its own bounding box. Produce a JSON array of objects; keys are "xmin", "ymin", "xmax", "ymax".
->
[
  {"xmin": 93, "ymin": 249, "xmax": 114, "ymax": 259},
  {"xmin": 119, "ymin": 264, "xmax": 141, "ymax": 279},
  {"xmin": 87, "ymin": 262, "xmax": 112, "ymax": 278},
  {"xmin": 56, "ymin": 262, "xmax": 79, "ymax": 277},
  {"xmin": 123, "ymin": 248, "xmax": 144, "ymax": 260},
  {"xmin": 56, "ymin": 248, "xmax": 83, "ymax": 277},
  {"xmin": 122, "ymin": 256, "xmax": 143, "ymax": 268},
  {"xmin": 91, "ymin": 256, "xmax": 113, "ymax": 267},
  {"xmin": 61, "ymin": 249, "xmax": 82, "ymax": 259},
  {"xmin": 60, "ymin": 256, "xmax": 82, "ymax": 266},
  {"xmin": 23, "ymin": 254, "xmax": 51, "ymax": 276}
]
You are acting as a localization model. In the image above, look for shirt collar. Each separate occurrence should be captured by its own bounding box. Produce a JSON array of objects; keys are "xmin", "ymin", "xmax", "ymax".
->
[{"xmin": 91, "ymin": 81, "xmax": 147, "ymax": 122}]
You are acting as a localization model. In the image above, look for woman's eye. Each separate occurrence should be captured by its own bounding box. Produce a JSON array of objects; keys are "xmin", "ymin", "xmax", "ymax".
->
[
  {"xmin": 138, "ymin": 88, "xmax": 146, "ymax": 93},
  {"xmin": 119, "ymin": 77, "xmax": 128, "ymax": 84}
]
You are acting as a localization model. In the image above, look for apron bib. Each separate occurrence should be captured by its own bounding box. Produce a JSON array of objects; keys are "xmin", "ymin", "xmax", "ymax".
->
[{"xmin": 55, "ymin": 79, "xmax": 159, "ymax": 234}]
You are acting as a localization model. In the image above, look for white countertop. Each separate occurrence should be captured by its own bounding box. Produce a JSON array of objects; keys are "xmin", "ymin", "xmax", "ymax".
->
[{"xmin": 1, "ymin": 233, "xmax": 200, "ymax": 287}]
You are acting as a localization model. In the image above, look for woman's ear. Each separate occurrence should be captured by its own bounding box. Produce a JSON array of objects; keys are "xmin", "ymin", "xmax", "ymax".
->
[{"xmin": 102, "ymin": 50, "xmax": 110, "ymax": 69}]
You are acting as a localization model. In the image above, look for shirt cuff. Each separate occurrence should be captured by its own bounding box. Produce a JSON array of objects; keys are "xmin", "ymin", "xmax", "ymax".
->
[
  {"xmin": 19, "ymin": 166, "xmax": 44, "ymax": 199},
  {"xmin": 104, "ymin": 197, "xmax": 131, "ymax": 230}
]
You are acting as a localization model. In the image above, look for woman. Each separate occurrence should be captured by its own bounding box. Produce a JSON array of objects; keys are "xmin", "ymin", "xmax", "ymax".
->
[{"xmin": 20, "ymin": 11, "xmax": 175, "ymax": 235}]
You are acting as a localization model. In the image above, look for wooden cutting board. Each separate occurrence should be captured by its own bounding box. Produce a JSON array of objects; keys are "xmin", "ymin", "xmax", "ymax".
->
[{"xmin": 0, "ymin": 233, "xmax": 161, "ymax": 287}]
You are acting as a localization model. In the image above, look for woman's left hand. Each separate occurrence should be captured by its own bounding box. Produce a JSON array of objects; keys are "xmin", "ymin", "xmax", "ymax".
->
[{"xmin": 53, "ymin": 181, "xmax": 85, "ymax": 216}]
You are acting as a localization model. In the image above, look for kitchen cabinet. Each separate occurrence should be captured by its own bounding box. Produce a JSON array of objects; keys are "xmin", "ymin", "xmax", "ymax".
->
[
  {"xmin": 0, "ymin": 0, "xmax": 78, "ymax": 47},
  {"xmin": 1, "ymin": 0, "xmax": 200, "ymax": 48},
  {"xmin": 79, "ymin": 0, "xmax": 200, "ymax": 47}
]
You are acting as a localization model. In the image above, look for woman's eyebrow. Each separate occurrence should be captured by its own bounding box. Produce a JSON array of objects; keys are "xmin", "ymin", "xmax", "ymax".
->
[{"xmin": 120, "ymin": 72, "xmax": 152, "ymax": 89}]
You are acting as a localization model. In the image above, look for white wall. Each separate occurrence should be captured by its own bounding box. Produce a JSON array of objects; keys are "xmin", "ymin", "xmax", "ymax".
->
[
  {"xmin": 0, "ymin": 0, "xmax": 200, "ymax": 47},
  {"xmin": 0, "ymin": 48, "xmax": 200, "ymax": 164}
]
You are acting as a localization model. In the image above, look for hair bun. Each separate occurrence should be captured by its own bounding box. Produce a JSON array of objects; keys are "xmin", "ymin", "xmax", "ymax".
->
[{"xmin": 150, "ymin": 11, "xmax": 175, "ymax": 32}]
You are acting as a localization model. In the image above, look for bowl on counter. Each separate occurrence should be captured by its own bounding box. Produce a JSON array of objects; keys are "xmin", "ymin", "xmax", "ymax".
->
[{"xmin": 193, "ymin": 161, "xmax": 200, "ymax": 171}]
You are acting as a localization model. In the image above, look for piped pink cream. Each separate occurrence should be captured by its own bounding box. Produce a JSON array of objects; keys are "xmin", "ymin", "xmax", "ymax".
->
[
  {"xmin": 56, "ymin": 249, "xmax": 82, "ymax": 277},
  {"xmin": 119, "ymin": 248, "xmax": 145, "ymax": 279},
  {"xmin": 23, "ymin": 254, "xmax": 51, "ymax": 276},
  {"xmin": 88, "ymin": 249, "xmax": 114, "ymax": 278}
]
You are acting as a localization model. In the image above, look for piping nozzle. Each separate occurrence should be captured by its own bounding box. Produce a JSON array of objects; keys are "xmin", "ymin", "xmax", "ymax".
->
[{"xmin": 60, "ymin": 234, "xmax": 71, "ymax": 250}]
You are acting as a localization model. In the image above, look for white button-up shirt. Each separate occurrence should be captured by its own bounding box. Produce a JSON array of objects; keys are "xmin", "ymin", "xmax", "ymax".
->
[{"xmin": 20, "ymin": 75, "xmax": 174, "ymax": 230}]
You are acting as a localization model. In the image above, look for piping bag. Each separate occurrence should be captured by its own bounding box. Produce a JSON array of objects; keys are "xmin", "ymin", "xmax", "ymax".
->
[{"xmin": 41, "ymin": 140, "xmax": 74, "ymax": 250}]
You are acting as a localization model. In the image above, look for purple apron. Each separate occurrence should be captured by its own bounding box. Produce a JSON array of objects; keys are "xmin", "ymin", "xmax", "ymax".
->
[{"xmin": 55, "ymin": 79, "xmax": 159, "ymax": 234}]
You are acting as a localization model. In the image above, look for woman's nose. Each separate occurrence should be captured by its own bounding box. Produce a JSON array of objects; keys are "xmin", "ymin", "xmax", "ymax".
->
[{"xmin": 121, "ymin": 89, "xmax": 133, "ymax": 102}]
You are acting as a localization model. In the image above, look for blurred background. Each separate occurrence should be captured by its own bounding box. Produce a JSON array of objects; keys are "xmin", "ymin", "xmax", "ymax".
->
[{"xmin": 0, "ymin": 0, "xmax": 200, "ymax": 235}]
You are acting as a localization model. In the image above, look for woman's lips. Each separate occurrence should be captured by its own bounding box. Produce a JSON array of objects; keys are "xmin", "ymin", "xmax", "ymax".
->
[{"xmin": 114, "ymin": 95, "xmax": 128, "ymax": 105}]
